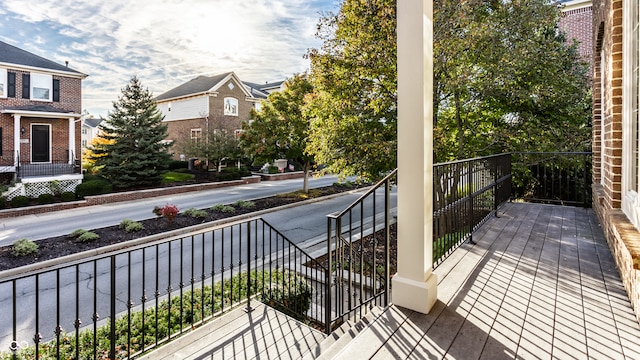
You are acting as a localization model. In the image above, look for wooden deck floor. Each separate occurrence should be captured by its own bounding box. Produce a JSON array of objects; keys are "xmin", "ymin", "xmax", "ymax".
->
[
  {"xmin": 331, "ymin": 202, "xmax": 640, "ymax": 359},
  {"xmin": 139, "ymin": 202, "xmax": 640, "ymax": 359}
]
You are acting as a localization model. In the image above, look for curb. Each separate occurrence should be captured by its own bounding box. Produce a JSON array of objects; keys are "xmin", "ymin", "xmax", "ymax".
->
[{"xmin": 0, "ymin": 186, "xmax": 370, "ymax": 279}]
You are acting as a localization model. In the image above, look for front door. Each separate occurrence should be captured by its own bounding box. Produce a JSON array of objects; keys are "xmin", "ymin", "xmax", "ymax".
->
[{"xmin": 31, "ymin": 124, "xmax": 50, "ymax": 163}]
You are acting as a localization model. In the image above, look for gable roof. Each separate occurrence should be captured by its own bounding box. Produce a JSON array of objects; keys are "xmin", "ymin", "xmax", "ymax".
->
[
  {"xmin": 83, "ymin": 117, "xmax": 104, "ymax": 128},
  {"xmin": 0, "ymin": 41, "xmax": 86, "ymax": 77},
  {"xmin": 155, "ymin": 72, "xmax": 253, "ymax": 102}
]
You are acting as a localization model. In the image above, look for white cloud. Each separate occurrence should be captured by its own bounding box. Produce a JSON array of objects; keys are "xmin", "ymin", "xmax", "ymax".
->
[{"xmin": 0, "ymin": 0, "xmax": 338, "ymax": 116}]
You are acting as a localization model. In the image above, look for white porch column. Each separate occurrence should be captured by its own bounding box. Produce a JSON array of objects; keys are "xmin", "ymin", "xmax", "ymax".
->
[
  {"xmin": 68, "ymin": 117, "xmax": 76, "ymax": 164},
  {"xmin": 392, "ymin": 0, "xmax": 437, "ymax": 313},
  {"xmin": 13, "ymin": 115, "xmax": 21, "ymax": 166}
]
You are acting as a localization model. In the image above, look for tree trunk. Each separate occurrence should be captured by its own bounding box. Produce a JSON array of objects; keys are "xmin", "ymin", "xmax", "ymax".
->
[{"xmin": 303, "ymin": 161, "xmax": 310, "ymax": 194}]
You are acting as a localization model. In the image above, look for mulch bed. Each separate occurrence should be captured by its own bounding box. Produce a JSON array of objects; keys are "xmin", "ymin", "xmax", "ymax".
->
[{"xmin": 0, "ymin": 185, "xmax": 363, "ymax": 271}]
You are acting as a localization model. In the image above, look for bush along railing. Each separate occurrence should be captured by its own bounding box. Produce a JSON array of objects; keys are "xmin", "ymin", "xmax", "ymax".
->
[
  {"xmin": 433, "ymin": 154, "xmax": 511, "ymax": 267},
  {"xmin": 325, "ymin": 169, "xmax": 396, "ymax": 333},
  {"xmin": 511, "ymin": 152, "xmax": 592, "ymax": 207},
  {"xmin": 0, "ymin": 217, "xmax": 326, "ymax": 359}
]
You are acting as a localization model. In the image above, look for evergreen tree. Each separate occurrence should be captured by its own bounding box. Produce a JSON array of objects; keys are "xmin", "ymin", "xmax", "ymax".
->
[{"xmin": 90, "ymin": 76, "xmax": 171, "ymax": 188}]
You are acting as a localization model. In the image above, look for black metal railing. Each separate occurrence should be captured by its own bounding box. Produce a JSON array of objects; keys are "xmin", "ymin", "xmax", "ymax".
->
[
  {"xmin": 511, "ymin": 152, "xmax": 592, "ymax": 207},
  {"xmin": 432, "ymin": 154, "xmax": 512, "ymax": 267},
  {"xmin": 325, "ymin": 169, "xmax": 396, "ymax": 333},
  {"xmin": 0, "ymin": 217, "xmax": 327, "ymax": 359},
  {"xmin": 15, "ymin": 150, "xmax": 79, "ymax": 178}
]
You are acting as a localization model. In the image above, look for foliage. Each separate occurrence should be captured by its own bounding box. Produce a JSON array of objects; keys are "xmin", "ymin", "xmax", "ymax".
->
[
  {"xmin": 77, "ymin": 231, "xmax": 100, "ymax": 243},
  {"xmin": 10, "ymin": 195, "xmax": 29, "ymax": 208},
  {"xmin": 61, "ymin": 191, "xmax": 77, "ymax": 202},
  {"xmin": 306, "ymin": 0, "xmax": 397, "ymax": 180},
  {"xmin": 11, "ymin": 238, "xmax": 38, "ymax": 257},
  {"xmin": 82, "ymin": 135, "xmax": 114, "ymax": 174},
  {"xmin": 88, "ymin": 76, "xmax": 172, "ymax": 188},
  {"xmin": 155, "ymin": 204, "xmax": 179, "ymax": 223},
  {"xmin": 37, "ymin": 193, "xmax": 55, "ymax": 204},
  {"xmin": 209, "ymin": 203, "xmax": 236, "ymax": 214},
  {"xmin": 168, "ymin": 160, "xmax": 189, "ymax": 170},
  {"xmin": 0, "ymin": 197, "xmax": 5, "ymax": 209},
  {"xmin": 432, "ymin": 0, "xmax": 591, "ymax": 162},
  {"xmin": 75, "ymin": 179, "xmax": 113, "ymax": 198},
  {"xmin": 0, "ymin": 270, "xmax": 311, "ymax": 360},
  {"xmin": 241, "ymin": 74, "xmax": 316, "ymax": 192},
  {"xmin": 183, "ymin": 207, "xmax": 208, "ymax": 218},
  {"xmin": 233, "ymin": 200, "xmax": 256, "ymax": 209},
  {"xmin": 118, "ymin": 219, "xmax": 144, "ymax": 233},
  {"xmin": 70, "ymin": 229, "xmax": 87, "ymax": 238},
  {"xmin": 162, "ymin": 171, "xmax": 194, "ymax": 183},
  {"xmin": 176, "ymin": 117, "xmax": 243, "ymax": 173},
  {"xmin": 305, "ymin": 0, "xmax": 590, "ymax": 175}
]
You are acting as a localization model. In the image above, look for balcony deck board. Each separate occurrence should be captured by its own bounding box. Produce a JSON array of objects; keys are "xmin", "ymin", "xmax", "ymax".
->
[{"xmin": 334, "ymin": 202, "xmax": 640, "ymax": 359}]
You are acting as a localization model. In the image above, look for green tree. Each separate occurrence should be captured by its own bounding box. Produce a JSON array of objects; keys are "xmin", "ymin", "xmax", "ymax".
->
[
  {"xmin": 306, "ymin": 0, "xmax": 590, "ymax": 177},
  {"xmin": 89, "ymin": 76, "xmax": 171, "ymax": 188},
  {"xmin": 433, "ymin": 0, "xmax": 591, "ymax": 162},
  {"xmin": 306, "ymin": 0, "xmax": 397, "ymax": 181},
  {"xmin": 240, "ymin": 75, "xmax": 316, "ymax": 192},
  {"xmin": 177, "ymin": 117, "xmax": 243, "ymax": 172}
]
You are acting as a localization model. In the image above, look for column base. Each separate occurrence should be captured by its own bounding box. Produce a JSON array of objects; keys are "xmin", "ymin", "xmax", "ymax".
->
[{"xmin": 391, "ymin": 271, "xmax": 438, "ymax": 314}]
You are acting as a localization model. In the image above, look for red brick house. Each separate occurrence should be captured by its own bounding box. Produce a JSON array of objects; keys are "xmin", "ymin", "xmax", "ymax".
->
[
  {"xmin": 559, "ymin": 0, "xmax": 593, "ymax": 69},
  {"xmin": 592, "ymin": 0, "xmax": 640, "ymax": 322},
  {"xmin": 155, "ymin": 72, "xmax": 281, "ymax": 162},
  {"xmin": 0, "ymin": 41, "xmax": 87, "ymax": 197}
]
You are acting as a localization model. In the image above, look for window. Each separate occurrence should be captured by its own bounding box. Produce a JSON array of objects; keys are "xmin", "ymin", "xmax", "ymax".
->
[
  {"xmin": 191, "ymin": 128, "xmax": 202, "ymax": 144},
  {"xmin": 81, "ymin": 139, "xmax": 87, "ymax": 148},
  {"xmin": 622, "ymin": 0, "xmax": 640, "ymax": 229},
  {"xmin": 0, "ymin": 68, "xmax": 6, "ymax": 98},
  {"xmin": 30, "ymin": 73, "xmax": 52, "ymax": 101},
  {"xmin": 224, "ymin": 97, "xmax": 238, "ymax": 116},
  {"xmin": 82, "ymin": 128, "xmax": 88, "ymax": 135}
]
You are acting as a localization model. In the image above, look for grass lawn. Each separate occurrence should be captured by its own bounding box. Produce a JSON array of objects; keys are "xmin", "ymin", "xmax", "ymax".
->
[{"xmin": 162, "ymin": 171, "xmax": 195, "ymax": 183}]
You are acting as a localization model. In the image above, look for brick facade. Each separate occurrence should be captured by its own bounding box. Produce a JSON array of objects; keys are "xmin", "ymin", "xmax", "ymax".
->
[
  {"xmin": 560, "ymin": 4, "xmax": 594, "ymax": 67},
  {"xmin": 0, "ymin": 69, "xmax": 83, "ymax": 165},
  {"xmin": 592, "ymin": 0, "xmax": 640, "ymax": 323}
]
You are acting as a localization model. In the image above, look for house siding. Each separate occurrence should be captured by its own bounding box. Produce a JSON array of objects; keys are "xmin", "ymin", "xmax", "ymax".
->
[{"xmin": 592, "ymin": 0, "xmax": 640, "ymax": 324}]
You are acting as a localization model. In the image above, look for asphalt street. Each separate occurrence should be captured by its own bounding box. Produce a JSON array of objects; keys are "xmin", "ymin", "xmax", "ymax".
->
[{"xmin": 0, "ymin": 175, "xmax": 347, "ymax": 246}]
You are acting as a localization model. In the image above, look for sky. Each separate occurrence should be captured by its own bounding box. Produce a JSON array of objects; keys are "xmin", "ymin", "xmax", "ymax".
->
[{"xmin": 0, "ymin": 0, "xmax": 340, "ymax": 117}]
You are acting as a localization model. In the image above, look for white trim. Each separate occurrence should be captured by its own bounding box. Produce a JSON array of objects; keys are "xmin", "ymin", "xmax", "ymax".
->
[
  {"xmin": 0, "ymin": 109, "xmax": 81, "ymax": 118},
  {"xmin": 622, "ymin": 0, "xmax": 640, "ymax": 229},
  {"xmin": 0, "ymin": 68, "xmax": 6, "ymax": 98},
  {"xmin": 560, "ymin": 0, "xmax": 592, "ymax": 12},
  {"xmin": 0, "ymin": 62, "xmax": 87, "ymax": 79}
]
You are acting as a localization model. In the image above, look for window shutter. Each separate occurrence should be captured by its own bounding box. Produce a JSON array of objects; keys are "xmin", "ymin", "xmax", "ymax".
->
[
  {"xmin": 7, "ymin": 72, "xmax": 15, "ymax": 98},
  {"xmin": 53, "ymin": 79, "xmax": 60, "ymax": 102},
  {"xmin": 22, "ymin": 74, "xmax": 30, "ymax": 99}
]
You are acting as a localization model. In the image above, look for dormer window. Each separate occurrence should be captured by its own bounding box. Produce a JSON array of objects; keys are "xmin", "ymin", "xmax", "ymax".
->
[{"xmin": 224, "ymin": 97, "xmax": 238, "ymax": 116}]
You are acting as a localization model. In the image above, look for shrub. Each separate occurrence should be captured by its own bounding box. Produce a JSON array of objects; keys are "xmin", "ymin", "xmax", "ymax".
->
[
  {"xmin": 77, "ymin": 231, "xmax": 100, "ymax": 243},
  {"xmin": 61, "ymin": 191, "xmax": 76, "ymax": 202},
  {"xmin": 210, "ymin": 203, "xmax": 225, "ymax": 212},
  {"xmin": 75, "ymin": 179, "xmax": 112, "ymax": 198},
  {"xmin": 183, "ymin": 208, "xmax": 207, "ymax": 218},
  {"xmin": 233, "ymin": 200, "xmax": 256, "ymax": 209},
  {"xmin": 0, "ymin": 197, "xmax": 6, "ymax": 209},
  {"xmin": 119, "ymin": 219, "xmax": 144, "ymax": 233},
  {"xmin": 268, "ymin": 165, "xmax": 279, "ymax": 174},
  {"xmin": 11, "ymin": 238, "xmax": 38, "ymax": 257},
  {"xmin": 10, "ymin": 195, "xmax": 30, "ymax": 208},
  {"xmin": 37, "ymin": 193, "xmax": 55, "ymax": 204},
  {"xmin": 158, "ymin": 204, "xmax": 179, "ymax": 223},
  {"xmin": 70, "ymin": 229, "xmax": 87, "ymax": 238},
  {"xmin": 168, "ymin": 160, "xmax": 189, "ymax": 170}
]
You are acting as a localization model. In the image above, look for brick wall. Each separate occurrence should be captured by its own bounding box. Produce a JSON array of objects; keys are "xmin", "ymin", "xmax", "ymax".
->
[
  {"xmin": 560, "ymin": 5, "xmax": 594, "ymax": 68},
  {"xmin": 592, "ymin": 0, "xmax": 640, "ymax": 324},
  {"xmin": 0, "ymin": 69, "xmax": 82, "ymax": 164}
]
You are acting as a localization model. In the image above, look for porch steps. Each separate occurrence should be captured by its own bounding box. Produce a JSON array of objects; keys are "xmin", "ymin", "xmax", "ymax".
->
[{"xmin": 305, "ymin": 306, "xmax": 384, "ymax": 360}]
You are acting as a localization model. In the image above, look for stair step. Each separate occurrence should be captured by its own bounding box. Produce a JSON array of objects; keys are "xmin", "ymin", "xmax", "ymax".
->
[{"xmin": 304, "ymin": 306, "xmax": 385, "ymax": 360}]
